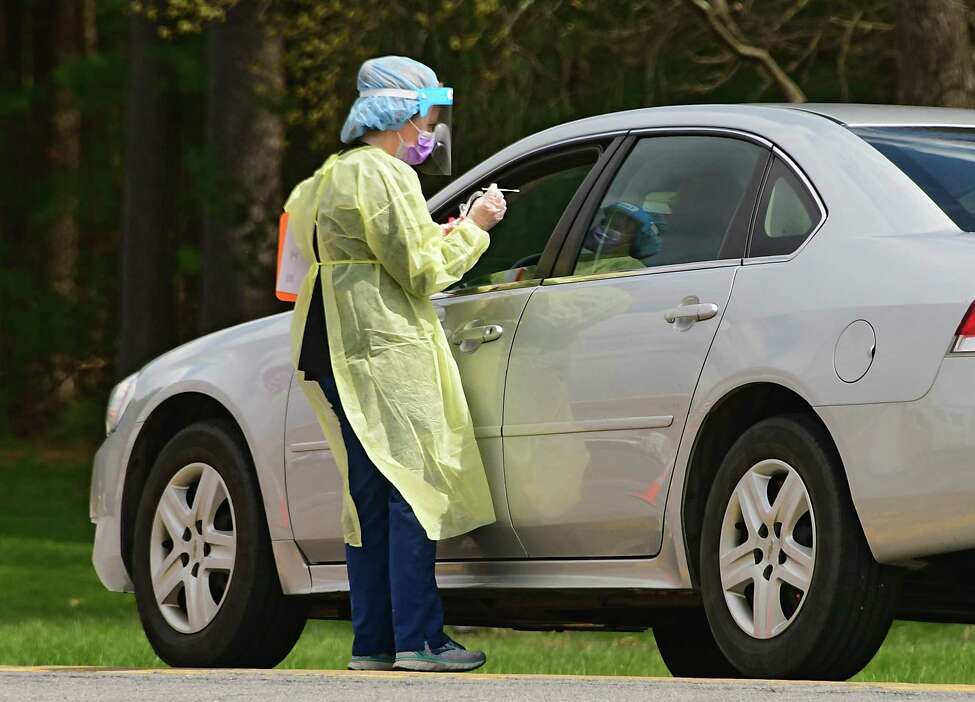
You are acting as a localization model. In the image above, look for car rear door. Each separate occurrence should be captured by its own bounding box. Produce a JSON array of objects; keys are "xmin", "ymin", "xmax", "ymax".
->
[
  {"xmin": 502, "ymin": 130, "xmax": 771, "ymax": 558},
  {"xmin": 283, "ymin": 138, "xmax": 623, "ymax": 562}
]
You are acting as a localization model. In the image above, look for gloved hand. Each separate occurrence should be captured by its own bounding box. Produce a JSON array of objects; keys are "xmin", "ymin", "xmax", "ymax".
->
[{"xmin": 468, "ymin": 185, "xmax": 507, "ymax": 231}]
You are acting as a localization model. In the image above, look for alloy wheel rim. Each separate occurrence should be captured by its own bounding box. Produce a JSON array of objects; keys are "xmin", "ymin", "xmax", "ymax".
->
[
  {"xmin": 149, "ymin": 462, "xmax": 236, "ymax": 634},
  {"xmin": 718, "ymin": 458, "xmax": 816, "ymax": 640}
]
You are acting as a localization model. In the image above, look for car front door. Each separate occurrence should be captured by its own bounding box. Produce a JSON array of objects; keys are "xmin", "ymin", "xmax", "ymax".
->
[
  {"xmin": 283, "ymin": 139, "xmax": 620, "ymax": 562},
  {"xmin": 502, "ymin": 131, "xmax": 771, "ymax": 558},
  {"xmin": 433, "ymin": 142, "xmax": 618, "ymax": 559}
]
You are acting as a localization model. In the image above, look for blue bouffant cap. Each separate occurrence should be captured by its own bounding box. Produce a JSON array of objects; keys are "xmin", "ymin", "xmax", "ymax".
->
[{"xmin": 339, "ymin": 56, "xmax": 439, "ymax": 144}]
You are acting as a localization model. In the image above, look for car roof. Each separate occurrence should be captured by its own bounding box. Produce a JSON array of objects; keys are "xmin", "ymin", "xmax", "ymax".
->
[
  {"xmin": 767, "ymin": 102, "xmax": 975, "ymax": 128},
  {"xmin": 527, "ymin": 103, "xmax": 975, "ymax": 140}
]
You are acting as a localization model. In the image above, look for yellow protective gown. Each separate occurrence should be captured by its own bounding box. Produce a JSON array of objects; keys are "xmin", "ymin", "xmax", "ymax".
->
[{"xmin": 285, "ymin": 144, "xmax": 496, "ymax": 546}]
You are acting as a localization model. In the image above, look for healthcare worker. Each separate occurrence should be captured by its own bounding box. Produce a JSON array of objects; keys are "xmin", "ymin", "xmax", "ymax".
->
[{"xmin": 284, "ymin": 56, "xmax": 506, "ymax": 673}]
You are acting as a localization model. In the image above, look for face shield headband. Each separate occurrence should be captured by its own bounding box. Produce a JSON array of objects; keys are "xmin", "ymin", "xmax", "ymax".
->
[{"xmin": 359, "ymin": 86, "xmax": 453, "ymax": 175}]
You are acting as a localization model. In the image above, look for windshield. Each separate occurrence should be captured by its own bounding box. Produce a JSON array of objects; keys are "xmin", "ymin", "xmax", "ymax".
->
[{"xmin": 851, "ymin": 126, "xmax": 975, "ymax": 232}]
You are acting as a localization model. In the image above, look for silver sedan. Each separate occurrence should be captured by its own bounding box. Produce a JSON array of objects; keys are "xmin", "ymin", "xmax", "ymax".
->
[{"xmin": 91, "ymin": 103, "xmax": 975, "ymax": 680}]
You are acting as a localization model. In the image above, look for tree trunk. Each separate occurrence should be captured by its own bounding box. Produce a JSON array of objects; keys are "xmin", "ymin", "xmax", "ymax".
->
[
  {"xmin": 199, "ymin": 0, "xmax": 284, "ymax": 334},
  {"xmin": 117, "ymin": 9, "xmax": 177, "ymax": 379},
  {"xmin": 895, "ymin": 0, "xmax": 975, "ymax": 107},
  {"xmin": 50, "ymin": 0, "xmax": 88, "ymax": 298},
  {"xmin": 0, "ymin": 0, "xmax": 24, "ymax": 434},
  {"xmin": 30, "ymin": 2, "xmax": 58, "ymax": 239},
  {"xmin": 0, "ymin": 0, "xmax": 26, "ymax": 253}
]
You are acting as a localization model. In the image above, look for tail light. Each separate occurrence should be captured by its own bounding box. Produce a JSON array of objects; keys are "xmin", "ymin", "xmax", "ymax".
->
[{"xmin": 953, "ymin": 301, "xmax": 975, "ymax": 353}]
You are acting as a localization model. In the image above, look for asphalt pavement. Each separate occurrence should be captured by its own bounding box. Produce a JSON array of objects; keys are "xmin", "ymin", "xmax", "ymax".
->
[{"xmin": 3, "ymin": 666, "xmax": 975, "ymax": 702}]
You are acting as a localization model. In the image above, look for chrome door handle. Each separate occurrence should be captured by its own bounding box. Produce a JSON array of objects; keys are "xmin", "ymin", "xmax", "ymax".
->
[
  {"xmin": 451, "ymin": 320, "xmax": 504, "ymax": 345},
  {"xmin": 664, "ymin": 303, "xmax": 719, "ymax": 323}
]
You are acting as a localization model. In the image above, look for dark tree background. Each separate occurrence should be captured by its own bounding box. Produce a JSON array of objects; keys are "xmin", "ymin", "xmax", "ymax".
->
[
  {"xmin": 2, "ymin": 0, "xmax": 974, "ymax": 439},
  {"xmin": 118, "ymin": 6, "xmax": 178, "ymax": 378}
]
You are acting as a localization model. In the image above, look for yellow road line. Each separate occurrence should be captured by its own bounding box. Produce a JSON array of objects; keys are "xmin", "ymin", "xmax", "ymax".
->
[{"xmin": 3, "ymin": 666, "xmax": 975, "ymax": 693}]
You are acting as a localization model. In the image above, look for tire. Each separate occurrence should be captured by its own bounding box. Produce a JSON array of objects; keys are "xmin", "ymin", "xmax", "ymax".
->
[
  {"xmin": 653, "ymin": 608, "xmax": 741, "ymax": 678},
  {"xmin": 699, "ymin": 413, "xmax": 900, "ymax": 680},
  {"xmin": 132, "ymin": 419, "xmax": 307, "ymax": 667}
]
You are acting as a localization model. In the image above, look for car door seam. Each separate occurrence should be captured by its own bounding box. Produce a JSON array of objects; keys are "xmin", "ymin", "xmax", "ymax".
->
[
  {"xmin": 663, "ymin": 264, "xmax": 742, "ymax": 556},
  {"xmin": 282, "ymin": 370, "xmax": 298, "ymax": 541},
  {"xmin": 499, "ymin": 284, "xmax": 543, "ymax": 558}
]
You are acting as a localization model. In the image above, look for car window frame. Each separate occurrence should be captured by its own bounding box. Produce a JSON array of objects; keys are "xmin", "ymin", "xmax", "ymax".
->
[
  {"xmin": 429, "ymin": 135, "xmax": 626, "ymax": 299},
  {"xmin": 547, "ymin": 128, "xmax": 773, "ymax": 284},
  {"xmin": 744, "ymin": 146, "xmax": 828, "ymax": 265}
]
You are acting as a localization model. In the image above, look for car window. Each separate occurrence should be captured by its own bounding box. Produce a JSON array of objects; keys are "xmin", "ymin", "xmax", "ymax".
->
[
  {"xmin": 851, "ymin": 126, "xmax": 975, "ymax": 232},
  {"xmin": 569, "ymin": 136, "xmax": 767, "ymax": 277},
  {"xmin": 443, "ymin": 149, "xmax": 600, "ymax": 291},
  {"xmin": 748, "ymin": 157, "xmax": 821, "ymax": 258}
]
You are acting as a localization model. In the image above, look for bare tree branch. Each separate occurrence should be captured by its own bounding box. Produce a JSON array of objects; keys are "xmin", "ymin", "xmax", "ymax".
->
[
  {"xmin": 685, "ymin": 61, "xmax": 742, "ymax": 94},
  {"xmin": 828, "ymin": 17, "xmax": 893, "ymax": 32},
  {"xmin": 749, "ymin": 72, "xmax": 773, "ymax": 101},
  {"xmin": 492, "ymin": 0, "xmax": 536, "ymax": 47},
  {"xmin": 685, "ymin": 0, "xmax": 807, "ymax": 102},
  {"xmin": 769, "ymin": 0, "xmax": 813, "ymax": 35},
  {"xmin": 690, "ymin": 51, "xmax": 735, "ymax": 65},
  {"xmin": 787, "ymin": 26, "xmax": 822, "ymax": 74}
]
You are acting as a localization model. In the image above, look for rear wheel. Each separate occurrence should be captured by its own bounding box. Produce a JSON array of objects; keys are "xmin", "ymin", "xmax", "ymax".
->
[
  {"xmin": 132, "ymin": 420, "xmax": 307, "ymax": 667},
  {"xmin": 699, "ymin": 413, "xmax": 899, "ymax": 680}
]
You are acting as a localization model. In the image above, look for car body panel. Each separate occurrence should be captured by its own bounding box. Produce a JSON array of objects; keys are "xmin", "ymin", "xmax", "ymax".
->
[
  {"xmin": 503, "ymin": 264, "xmax": 739, "ymax": 557},
  {"xmin": 700, "ymin": 225, "xmax": 972, "ymax": 409},
  {"xmin": 283, "ymin": 375, "xmax": 345, "ymax": 562},
  {"xmin": 435, "ymin": 285, "xmax": 536, "ymax": 559},
  {"xmin": 131, "ymin": 313, "xmax": 296, "ymax": 541},
  {"xmin": 90, "ymin": 423, "xmax": 137, "ymax": 592},
  {"xmin": 817, "ymin": 356, "xmax": 975, "ymax": 562},
  {"xmin": 307, "ymin": 549, "xmax": 692, "ymax": 593}
]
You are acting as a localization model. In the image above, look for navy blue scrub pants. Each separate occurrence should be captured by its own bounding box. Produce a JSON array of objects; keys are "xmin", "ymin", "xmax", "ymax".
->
[{"xmin": 316, "ymin": 373, "xmax": 450, "ymax": 655}]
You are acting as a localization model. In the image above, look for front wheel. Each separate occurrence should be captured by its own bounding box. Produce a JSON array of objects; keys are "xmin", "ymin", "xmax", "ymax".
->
[
  {"xmin": 699, "ymin": 413, "xmax": 900, "ymax": 680},
  {"xmin": 132, "ymin": 420, "xmax": 307, "ymax": 667},
  {"xmin": 653, "ymin": 608, "xmax": 740, "ymax": 678}
]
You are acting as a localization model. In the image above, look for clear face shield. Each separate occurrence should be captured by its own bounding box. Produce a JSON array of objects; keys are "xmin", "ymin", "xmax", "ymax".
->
[
  {"xmin": 359, "ymin": 86, "xmax": 454, "ymax": 175},
  {"xmin": 416, "ymin": 110, "xmax": 452, "ymax": 176}
]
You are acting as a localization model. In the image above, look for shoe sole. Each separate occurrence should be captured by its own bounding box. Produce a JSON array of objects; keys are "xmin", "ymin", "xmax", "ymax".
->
[
  {"xmin": 392, "ymin": 657, "xmax": 486, "ymax": 673},
  {"xmin": 348, "ymin": 661, "xmax": 395, "ymax": 671}
]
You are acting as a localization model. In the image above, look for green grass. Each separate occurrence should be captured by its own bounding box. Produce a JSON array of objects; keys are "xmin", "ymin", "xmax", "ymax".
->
[{"xmin": 3, "ymin": 438, "xmax": 975, "ymax": 681}]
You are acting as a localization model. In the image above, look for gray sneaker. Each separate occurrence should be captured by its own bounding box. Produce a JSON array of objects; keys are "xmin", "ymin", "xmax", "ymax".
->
[
  {"xmin": 393, "ymin": 637, "xmax": 486, "ymax": 672},
  {"xmin": 348, "ymin": 652, "xmax": 395, "ymax": 670}
]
